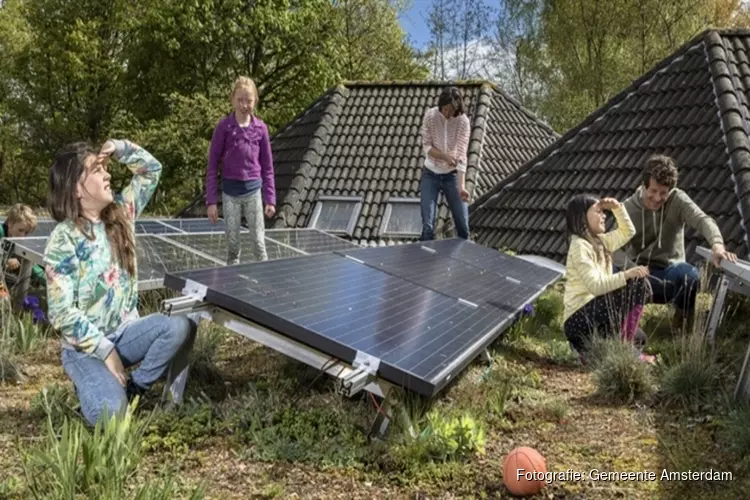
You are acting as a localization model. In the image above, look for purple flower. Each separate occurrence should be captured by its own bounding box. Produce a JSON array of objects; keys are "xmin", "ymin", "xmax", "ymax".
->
[
  {"xmin": 24, "ymin": 295, "xmax": 40, "ymax": 309},
  {"xmin": 32, "ymin": 308, "xmax": 46, "ymax": 324},
  {"xmin": 523, "ymin": 303, "xmax": 535, "ymax": 316}
]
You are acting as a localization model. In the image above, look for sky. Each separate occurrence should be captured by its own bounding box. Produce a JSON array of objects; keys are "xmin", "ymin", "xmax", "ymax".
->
[{"xmin": 397, "ymin": 0, "xmax": 433, "ymax": 49}]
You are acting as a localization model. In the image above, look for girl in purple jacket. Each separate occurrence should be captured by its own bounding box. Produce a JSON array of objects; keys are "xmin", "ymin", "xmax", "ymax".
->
[{"xmin": 206, "ymin": 77, "xmax": 276, "ymax": 264}]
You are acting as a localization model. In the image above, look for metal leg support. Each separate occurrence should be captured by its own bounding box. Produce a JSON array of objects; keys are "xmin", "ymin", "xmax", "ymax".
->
[
  {"xmin": 706, "ymin": 276, "xmax": 729, "ymax": 348},
  {"xmin": 369, "ymin": 385, "xmax": 395, "ymax": 440},
  {"xmin": 734, "ymin": 341, "xmax": 750, "ymax": 401}
]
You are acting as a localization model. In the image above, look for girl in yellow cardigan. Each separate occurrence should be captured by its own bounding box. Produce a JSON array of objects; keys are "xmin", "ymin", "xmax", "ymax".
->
[{"xmin": 563, "ymin": 194, "xmax": 655, "ymax": 364}]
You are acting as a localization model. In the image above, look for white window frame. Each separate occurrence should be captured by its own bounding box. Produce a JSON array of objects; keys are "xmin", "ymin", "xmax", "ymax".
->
[
  {"xmin": 308, "ymin": 195, "xmax": 362, "ymax": 236},
  {"xmin": 379, "ymin": 197, "xmax": 422, "ymax": 237}
]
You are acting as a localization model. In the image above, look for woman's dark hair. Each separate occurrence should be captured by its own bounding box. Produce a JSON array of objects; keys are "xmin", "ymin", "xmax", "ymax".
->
[
  {"xmin": 49, "ymin": 142, "xmax": 136, "ymax": 276},
  {"xmin": 437, "ymin": 86, "xmax": 465, "ymax": 116},
  {"xmin": 566, "ymin": 193, "xmax": 611, "ymax": 266}
]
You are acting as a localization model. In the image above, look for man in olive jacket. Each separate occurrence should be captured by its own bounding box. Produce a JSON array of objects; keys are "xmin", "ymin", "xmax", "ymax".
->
[{"xmin": 616, "ymin": 155, "xmax": 737, "ymax": 329}]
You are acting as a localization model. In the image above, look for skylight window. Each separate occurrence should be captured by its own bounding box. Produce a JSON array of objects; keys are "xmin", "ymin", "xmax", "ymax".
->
[
  {"xmin": 380, "ymin": 198, "xmax": 422, "ymax": 237},
  {"xmin": 309, "ymin": 196, "xmax": 362, "ymax": 236}
]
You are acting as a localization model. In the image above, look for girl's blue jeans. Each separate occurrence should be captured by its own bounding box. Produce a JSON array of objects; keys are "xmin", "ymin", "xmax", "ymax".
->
[{"xmin": 61, "ymin": 313, "xmax": 197, "ymax": 426}]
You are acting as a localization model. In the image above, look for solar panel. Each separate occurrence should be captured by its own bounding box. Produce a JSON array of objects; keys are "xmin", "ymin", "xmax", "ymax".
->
[
  {"xmin": 3, "ymin": 237, "xmax": 47, "ymax": 265},
  {"xmin": 31, "ymin": 219, "xmax": 59, "ymax": 237},
  {"xmin": 337, "ymin": 243, "xmax": 543, "ymax": 314},
  {"xmin": 418, "ymin": 239, "xmax": 562, "ymax": 289},
  {"xmin": 159, "ymin": 218, "xmax": 234, "ymax": 233},
  {"xmin": 164, "ymin": 251, "xmax": 513, "ymax": 396},
  {"xmin": 163, "ymin": 233, "xmax": 304, "ymax": 263},
  {"xmin": 136, "ymin": 235, "xmax": 220, "ymax": 287},
  {"xmin": 265, "ymin": 228, "xmax": 360, "ymax": 254},
  {"xmin": 134, "ymin": 220, "xmax": 183, "ymax": 234},
  {"xmin": 3, "ymin": 234, "xmax": 221, "ymax": 290}
]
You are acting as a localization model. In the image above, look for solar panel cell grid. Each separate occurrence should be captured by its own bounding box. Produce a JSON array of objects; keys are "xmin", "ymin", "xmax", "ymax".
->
[
  {"xmin": 163, "ymin": 251, "xmax": 515, "ymax": 395},
  {"xmin": 337, "ymin": 244, "xmax": 543, "ymax": 314},
  {"xmin": 265, "ymin": 229, "xmax": 360, "ymax": 254},
  {"xmin": 419, "ymin": 239, "xmax": 562, "ymax": 288},
  {"xmin": 164, "ymin": 233, "xmax": 304, "ymax": 263}
]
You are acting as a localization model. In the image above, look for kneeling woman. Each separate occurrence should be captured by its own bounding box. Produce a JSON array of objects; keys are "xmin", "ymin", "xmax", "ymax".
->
[
  {"xmin": 44, "ymin": 139, "xmax": 196, "ymax": 426},
  {"xmin": 563, "ymin": 194, "xmax": 655, "ymax": 364}
]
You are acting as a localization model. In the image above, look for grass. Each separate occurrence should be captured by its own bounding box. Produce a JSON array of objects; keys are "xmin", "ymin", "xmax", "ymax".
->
[{"xmin": 1, "ymin": 278, "xmax": 750, "ymax": 497}]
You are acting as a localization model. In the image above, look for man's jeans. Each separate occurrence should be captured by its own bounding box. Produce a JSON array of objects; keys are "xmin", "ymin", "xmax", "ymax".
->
[
  {"xmin": 419, "ymin": 167, "xmax": 469, "ymax": 241},
  {"xmin": 62, "ymin": 313, "xmax": 197, "ymax": 426},
  {"xmin": 648, "ymin": 262, "xmax": 700, "ymax": 313}
]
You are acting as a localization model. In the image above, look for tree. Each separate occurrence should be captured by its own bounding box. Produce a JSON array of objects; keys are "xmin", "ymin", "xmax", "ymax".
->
[
  {"xmin": 493, "ymin": 0, "xmax": 750, "ymax": 132},
  {"xmin": 332, "ymin": 0, "xmax": 428, "ymax": 81}
]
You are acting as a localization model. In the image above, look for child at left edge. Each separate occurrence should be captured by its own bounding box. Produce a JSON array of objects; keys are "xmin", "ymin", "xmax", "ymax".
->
[{"xmin": 1, "ymin": 203, "xmax": 46, "ymax": 286}]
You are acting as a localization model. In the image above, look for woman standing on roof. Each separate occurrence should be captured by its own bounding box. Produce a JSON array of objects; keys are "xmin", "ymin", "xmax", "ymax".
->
[{"xmin": 419, "ymin": 86, "xmax": 471, "ymax": 241}]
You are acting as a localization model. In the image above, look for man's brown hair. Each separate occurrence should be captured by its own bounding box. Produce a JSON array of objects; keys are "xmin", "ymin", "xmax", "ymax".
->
[{"xmin": 642, "ymin": 154, "xmax": 678, "ymax": 190}]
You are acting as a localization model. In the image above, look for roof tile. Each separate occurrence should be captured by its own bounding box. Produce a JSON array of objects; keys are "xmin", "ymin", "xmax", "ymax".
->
[{"xmin": 469, "ymin": 30, "xmax": 750, "ymax": 263}]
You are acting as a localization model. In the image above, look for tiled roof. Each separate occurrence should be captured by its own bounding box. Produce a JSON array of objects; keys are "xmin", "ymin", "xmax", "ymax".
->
[
  {"xmin": 178, "ymin": 81, "xmax": 558, "ymax": 245},
  {"xmin": 469, "ymin": 29, "xmax": 750, "ymax": 264}
]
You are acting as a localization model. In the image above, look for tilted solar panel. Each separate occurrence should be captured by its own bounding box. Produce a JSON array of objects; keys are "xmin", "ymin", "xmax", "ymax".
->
[
  {"xmin": 265, "ymin": 228, "xmax": 360, "ymax": 254},
  {"xmin": 164, "ymin": 239, "xmax": 563, "ymax": 396}
]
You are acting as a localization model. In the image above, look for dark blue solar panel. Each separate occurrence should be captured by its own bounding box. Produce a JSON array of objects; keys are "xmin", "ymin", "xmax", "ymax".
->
[
  {"xmin": 164, "ymin": 246, "xmax": 556, "ymax": 396},
  {"xmin": 135, "ymin": 220, "xmax": 183, "ymax": 234},
  {"xmin": 417, "ymin": 239, "xmax": 563, "ymax": 289},
  {"xmin": 335, "ymin": 243, "xmax": 543, "ymax": 314}
]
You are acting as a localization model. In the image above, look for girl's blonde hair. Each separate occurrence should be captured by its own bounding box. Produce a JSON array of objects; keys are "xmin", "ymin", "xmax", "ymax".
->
[
  {"xmin": 231, "ymin": 76, "xmax": 259, "ymax": 102},
  {"xmin": 6, "ymin": 204, "xmax": 38, "ymax": 231}
]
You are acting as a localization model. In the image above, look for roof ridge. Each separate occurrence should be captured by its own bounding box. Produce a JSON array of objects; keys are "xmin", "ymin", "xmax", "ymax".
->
[
  {"xmin": 340, "ymin": 79, "xmax": 489, "ymax": 88},
  {"xmin": 469, "ymin": 30, "xmax": 709, "ymax": 212},
  {"xmin": 273, "ymin": 85, "xmax": 348, "ymax": 228},
  {"xmin": 484, "ymin": 82, "xmax": 559, "ymax": 138},
  {"xmin": 704, "ymin": 31, "xmax": 750, "ymax": 251}
]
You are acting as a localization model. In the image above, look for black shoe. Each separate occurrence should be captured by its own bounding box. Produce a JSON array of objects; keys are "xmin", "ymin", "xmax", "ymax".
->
[{"xmin": 126, "ymin": 378, "xmax": 146, "ymax": 403}]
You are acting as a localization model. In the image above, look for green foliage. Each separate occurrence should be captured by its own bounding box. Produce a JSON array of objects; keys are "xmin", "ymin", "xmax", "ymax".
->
[
  {"xmin": 22, "ymin": 399, "xmax": 204, "ymax": 499},
  {"xmin": 719, "ymin": 403, "xmax": 750, "ymax": 458},
  {"xmin": 0, "ymin": 348, "xmax": 19, "ymax": 383},
  {"xmin": 388, "ymin": 408, "xmax": 486, "ymax": 469},
  {"xmin": 589, "ymin": 337, "xmax": 657, "ymax": 404},
  {"xmin": 0, "ymin": 0, "xmax": 425, "ymax": 209},
  {"xmin": 30, "ymin": 384, "xmax": 81, "ymax": 429},
  {"xmin": 657, "ymin": 326, "xmax": 723, "ymax": 409},
  {"xmin": 187, "ymin": 323, "xmax": 225, "ymax": 386},
  {"xmin": 495, "ymin": 0, "xmax": 750, "ymax": 132},
  {"xmin": 142, "ymin": 401, "xmax": 219, "ymax": 455},
  {"xmin": 225, "ymin": 384, "xmax": 369, "ymax": 467},
  {"xmin": 3, "ymin": 311, "xmax": 51, "ymax": 354},
  {"xmin": 23, "ymin": 400, "xmax": 145, "ymax": 499}
]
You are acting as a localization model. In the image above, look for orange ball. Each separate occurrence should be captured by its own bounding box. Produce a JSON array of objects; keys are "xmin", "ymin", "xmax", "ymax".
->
[{"xmin": 503, "ymin": 446, "xmax": 547, "ymax": 497}]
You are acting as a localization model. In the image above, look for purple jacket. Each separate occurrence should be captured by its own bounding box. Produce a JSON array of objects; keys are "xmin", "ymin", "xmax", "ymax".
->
[{"xmin": 205, "ymin": 113, "xmax": 276, "ymax": 206}]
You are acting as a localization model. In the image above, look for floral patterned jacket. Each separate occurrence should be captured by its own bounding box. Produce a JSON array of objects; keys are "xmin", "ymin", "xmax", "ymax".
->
[{"xmin": 44, "ymin": 141, "xmax": 161, "ymax": 360}]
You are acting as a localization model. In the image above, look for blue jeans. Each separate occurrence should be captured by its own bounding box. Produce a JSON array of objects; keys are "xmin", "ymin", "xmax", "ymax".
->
[
  {"xmin": 419, "ymin": 167, "xmax": 469, "ymax": 241},
  {"xmin": 62, "ymin": 313, "xmax": 197, "ymax": 426},
  {"xmin": 647, "ymin": 262, "xmax": 700, "ymax": 313}
]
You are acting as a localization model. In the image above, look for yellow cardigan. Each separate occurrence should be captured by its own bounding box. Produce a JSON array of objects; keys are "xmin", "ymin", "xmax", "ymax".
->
[{"xmin": 563, "ymin": 206, "xmax": 637, "ymax": 323}]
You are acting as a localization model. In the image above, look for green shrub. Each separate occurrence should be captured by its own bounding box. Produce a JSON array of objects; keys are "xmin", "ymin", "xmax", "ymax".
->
[
  {"xmin": 589, "ymin": 337, "xmax": 656, "ymax": 404},
  {"xmin": 658, "ymin": 327, "xmax": 722, "ymax": 409}
]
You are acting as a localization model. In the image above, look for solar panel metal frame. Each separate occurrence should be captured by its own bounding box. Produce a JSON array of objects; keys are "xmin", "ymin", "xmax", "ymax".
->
[{"xmin": 164, "ymin": 239, "xmax": 562, "ymax": 397}]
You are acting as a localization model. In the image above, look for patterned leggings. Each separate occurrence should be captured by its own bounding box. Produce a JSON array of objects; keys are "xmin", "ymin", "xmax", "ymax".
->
[
  {"xmin": 564, "ymin": 277, "xmax": 652, "ymax": 354},
  {"xmin": 223, "ymin": 190, "xmax": 267, "ymax": 265}
]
